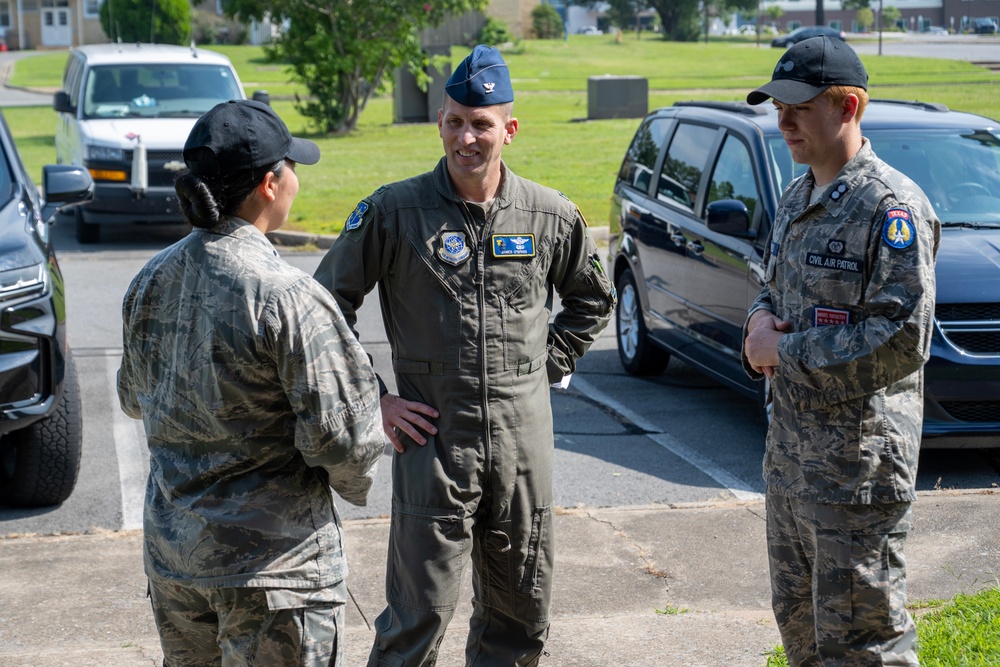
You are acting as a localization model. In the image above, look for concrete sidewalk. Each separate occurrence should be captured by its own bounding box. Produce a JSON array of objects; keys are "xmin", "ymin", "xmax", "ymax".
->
[{"xmin": 1, "ymin": 491, "xmax": 997, "ymax": 667}]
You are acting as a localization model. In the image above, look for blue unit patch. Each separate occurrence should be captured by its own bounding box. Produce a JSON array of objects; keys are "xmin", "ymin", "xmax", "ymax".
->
[
  {"xmin": 438, "ymin": 231, "xmax": 471, "ymax": 266},
  {"xmin": 882, "ymin": 208, "xmax": 915, "ymax": 249},
  {"xmin": 345, "ymin": 201, "xmax": 369, "ymax": 231},
  {"xmin": 492, "ymin": 234, "xmax": 535, "ymax": 258}
]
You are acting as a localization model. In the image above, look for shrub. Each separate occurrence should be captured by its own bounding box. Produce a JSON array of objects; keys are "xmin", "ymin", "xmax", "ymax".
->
[
  {"xmin": 478, "ymin": 16, "xmax": 514, "ymax": 46},
  {"xmin": 531, "ymin": 4, "xmax": 564, "ymax": 39}
]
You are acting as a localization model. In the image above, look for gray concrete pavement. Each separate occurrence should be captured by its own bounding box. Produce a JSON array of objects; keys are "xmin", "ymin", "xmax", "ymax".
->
[{"xmin": 1, "ymin": 491, "xmax": 997, "ymax": 667}]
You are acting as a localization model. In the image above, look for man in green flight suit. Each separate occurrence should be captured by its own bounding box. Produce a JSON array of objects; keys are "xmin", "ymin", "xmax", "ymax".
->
[{"xmin": 314, "ymin": 45, "xmax": 616, "ymax": 666}]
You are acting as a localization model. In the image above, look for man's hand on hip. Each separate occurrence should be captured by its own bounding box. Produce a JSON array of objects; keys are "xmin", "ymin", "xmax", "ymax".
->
[{"xmin": 380, "ymin": 394, "xmax": 440, "ymax": 453}]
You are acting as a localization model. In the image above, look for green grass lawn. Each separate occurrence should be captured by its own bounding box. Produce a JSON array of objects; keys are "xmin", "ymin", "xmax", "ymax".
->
[
  {"xmin": 764, "ymin": 586, "xmax": 1000, "ymax": 666},
  {"xmin": 4, "ymin": 37, "xmax": 999, "ymax": 234}
]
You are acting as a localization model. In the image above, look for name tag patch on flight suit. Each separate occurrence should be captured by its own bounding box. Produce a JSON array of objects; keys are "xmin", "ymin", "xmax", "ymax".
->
[
  {"xmin": 882, "ymin": 208, "xmax": 915, "ymax": 249},
  {"xmin": 492, "ymin": 234, "xmax": 535, "ymax": 258},
  {"xmin": 814, "ymin": 307, "xmax": 850, "ymax": 326},
  {"xmin": 806, "ymin": 253, "xmax": 862, "ymax": 273},
  {"xmin": 438, "ymin": 231, "xmax": 471, "ymax": 266},
  {"xmin": 345, "ymin": 201, "xmax": 369, "ymax": 231}
]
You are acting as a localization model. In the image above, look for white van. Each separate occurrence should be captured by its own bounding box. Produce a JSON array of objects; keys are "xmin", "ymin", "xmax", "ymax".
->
[{"xmin": 53, "ymin": 43, "xmax": 268, "ymax": 243}]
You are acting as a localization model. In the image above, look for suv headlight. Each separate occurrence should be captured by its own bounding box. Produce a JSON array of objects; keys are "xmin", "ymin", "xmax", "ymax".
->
[
  {"xmin": 87, "ymin": 145, "xmax": 124, "ymax": 162},
  {"xmin": 0, "ymin": 264, "xmax": 47, "ymax": 302}
]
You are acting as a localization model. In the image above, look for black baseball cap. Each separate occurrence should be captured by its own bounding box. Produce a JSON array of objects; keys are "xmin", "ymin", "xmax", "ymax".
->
[
  {"xmin": 747, "ymin": 36, "xmax": 868, "ymax": 105},
  {"xmin": 183, "ymin": 100, "xmax": 320, "ymax": 178}
]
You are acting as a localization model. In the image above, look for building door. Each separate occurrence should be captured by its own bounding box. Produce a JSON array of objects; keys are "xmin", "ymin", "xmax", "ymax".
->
[{"xmin": 41, "ymin": 5, "xmax": 72, "ymax": 46}]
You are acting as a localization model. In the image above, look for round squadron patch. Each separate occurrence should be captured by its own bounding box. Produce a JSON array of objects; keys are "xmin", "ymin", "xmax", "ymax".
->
[
  {"xmin": 438, "ymin": 231, "xmax": 471, "ymax": 266},
  {"xmin": 882, "ymin": 208, "xmax": 915, "ymax": 250}
]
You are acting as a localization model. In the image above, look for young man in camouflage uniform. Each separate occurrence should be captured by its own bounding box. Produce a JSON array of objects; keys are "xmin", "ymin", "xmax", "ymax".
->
[
  {"xmin": 742, "ymin": 37, "xmax": 940, "ymax": 666},
  {"xmin": 313, "ymin": 45, "xmax": 616, "ymax": 666},
  {"xmin": 118, "ymin": 100, "xmax": 385, "ymax": 666}
]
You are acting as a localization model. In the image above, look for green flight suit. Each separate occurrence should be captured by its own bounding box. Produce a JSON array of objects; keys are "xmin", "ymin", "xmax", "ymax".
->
[{"xmin": 314, "ymin": 158, "xmax": 616, "ymax": 667}]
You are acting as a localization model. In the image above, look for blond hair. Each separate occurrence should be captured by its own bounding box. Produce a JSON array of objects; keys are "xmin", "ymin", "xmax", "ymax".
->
[{"xmin": 821, "ymin": 85, "xmax": 869, "ymax": 123}]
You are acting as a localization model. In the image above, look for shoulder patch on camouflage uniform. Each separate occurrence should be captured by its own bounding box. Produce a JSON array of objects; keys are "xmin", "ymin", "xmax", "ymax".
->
[{"xmin": 882, "ymin": 208, "xmax": 915, "ymax": 250}]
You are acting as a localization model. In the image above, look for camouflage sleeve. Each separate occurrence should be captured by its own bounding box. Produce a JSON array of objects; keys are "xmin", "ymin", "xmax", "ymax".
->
[
  {"xmin": 777, "ymin": 198, "xmax": 939, "ymax": 409},
  {"xmin": 546, "ymin": 208, "xmax": 617, "ymax": 383},
  {"xmin": 265, "ymin": 277, "xmax": 385, "ymax": 507},
  {"xmin": 117, "ymin": 274, "xmax": 143, "ymax": 419},
  {"xmin": 741, "ymin": 284, "xmax": 776, "ymax": 381}
]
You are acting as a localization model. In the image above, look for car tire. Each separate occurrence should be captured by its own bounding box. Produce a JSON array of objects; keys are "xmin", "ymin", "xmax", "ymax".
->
[
  {"xmin": 0, "ymin": 351, "xmax": 83, "ymax": 507},
  {"xmin": 616, "ymin": 268, "xmax": 670, "ymax": 376},
  {"xmin": 75, "ymin": 206, "xmax": 99, "ymax": 244}
]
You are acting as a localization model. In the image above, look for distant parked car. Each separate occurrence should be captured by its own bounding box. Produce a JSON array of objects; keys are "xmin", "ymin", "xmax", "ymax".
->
[
  {"xmin": 923, "ymin": 25, "xmax": 948, "ymax": 35},
  {"xmin": 972, "ymin": 18, "xmax": 998, "ymax": 34},
  {"xmin": 771, "ymin": 25, "xmax": 846, "ymax": 47},
  {"xmin": 609, "ymin": 99, "xmax": 1000, "ymax": 448},
  {"xmin": 0, "ymin": 110, "xmax": 93, "ymax": 507},
  {"xmin": 577, "ymin": 26, "xmax": 602, "ymax": 35}
]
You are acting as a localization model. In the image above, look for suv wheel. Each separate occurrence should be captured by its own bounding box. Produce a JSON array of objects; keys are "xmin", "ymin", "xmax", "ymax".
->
[
  {"xmin": 616, "ymin": 268, "xmax": 670, "ymax": 376},
  {"xmin": 75, "ymin": 207, "xmax": 99, "ymax": 244},
  {"xmin": 0, "ymin": 351, "xmax": 83, "ymax": 507}
]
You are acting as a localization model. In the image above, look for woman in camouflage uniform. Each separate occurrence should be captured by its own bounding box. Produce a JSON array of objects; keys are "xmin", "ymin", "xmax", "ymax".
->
[{"xmin": 118, "ymin": 100, "xmax": 385, "ymax": 667}]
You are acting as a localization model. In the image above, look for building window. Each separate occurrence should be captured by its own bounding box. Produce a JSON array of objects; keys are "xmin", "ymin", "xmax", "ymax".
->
[
  {"xmin": 85, "ymin": 0, "xmax": 101, "ymax": 17},
  {"xmin": 22, "ymin": 0, "xmax": 38, "ymax": 12},
  {"xmin": 0, "ymin": 2, "xmax": 10, "ymax": 28}
]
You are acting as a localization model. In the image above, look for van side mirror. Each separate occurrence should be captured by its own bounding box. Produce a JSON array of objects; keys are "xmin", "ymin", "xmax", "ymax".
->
[
  {"xmin": 53, "ymin": 91, "xmax": 75, "ymax": 114},
  {"xmin": 706, "ymin": 199, "xmax": 756, "ymax": 239},
  {"xmin": 251, "ymin": 90, "xmax": 270, "ymax": 106}
]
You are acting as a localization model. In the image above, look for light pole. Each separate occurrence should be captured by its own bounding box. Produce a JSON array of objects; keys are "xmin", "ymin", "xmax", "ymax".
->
[{"xmin": 878, "ymin": 0, "xmax": 883, "ymax": 55}]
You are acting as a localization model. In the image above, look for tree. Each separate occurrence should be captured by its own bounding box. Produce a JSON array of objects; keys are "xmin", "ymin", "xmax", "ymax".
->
[
  {"xmin": 222, "ymin": 0, "xmax": 488, "ymax": 135},
  {"xmin": 100, "ymin": 0, "xmax": 191, "ymax": 45},
  {"xmin": 881, "ymin": 5, "xmax": 901, "ymax": 29},
  {"xmin": 856, "ymin": 7, "xmax": 874, "ymax": 31},
  {"xmin": 532, "ymin": 3, "xmax": 564, "ymax": 39},
  {"xmin": 647, "ymin": 0, "xmax": 756, "ymax": 41},
  {"xmin": 764, "ymin": 4, "xmax": 784, "ymax": 27}
]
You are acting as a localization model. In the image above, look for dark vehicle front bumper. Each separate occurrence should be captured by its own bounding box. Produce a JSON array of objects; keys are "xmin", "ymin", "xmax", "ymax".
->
[
  {"xmin": 80, "ymin": 181, "xmax": 185, "ymax": 224},
  {"xmin": 0, "ymin": 259, "xmax": 68, "ymax": 437},
  {"xmin": 922, "ymin": 324, "xmax": 1000, "ymax": 447}
]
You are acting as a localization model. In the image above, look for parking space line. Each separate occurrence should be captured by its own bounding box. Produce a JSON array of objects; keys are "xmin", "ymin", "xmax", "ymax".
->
[
  {"xmin": 105, "ymin": 356, "xmax": 147, "ymax": 530},
  {"xmin": 572, "ymin": 376, "xmax": 764, "ymax": 501}
]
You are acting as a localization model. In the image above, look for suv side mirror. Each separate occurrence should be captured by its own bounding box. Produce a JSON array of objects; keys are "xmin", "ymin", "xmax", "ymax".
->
[
  {"xmin": 53, "ymin": 91, "xmax": 75, "ymax": 114},
  {"xmin": 251, "ymin": 90, "xmax": 271, "ymax": 106},
  {"xmin": 40, "ymin": 165, "xmax": 94, "ymax": 222},
  {"xmin": 706, "ymin": 199, "xmax": 756, "ymax": 239}
]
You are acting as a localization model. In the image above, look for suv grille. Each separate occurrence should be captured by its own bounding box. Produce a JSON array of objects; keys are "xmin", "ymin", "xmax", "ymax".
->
[
  {"xmin": 936, "ymin": 303, "xmax": 1000, "ymax": 355},
  {"xmin": 939, "ymin": 401, "xmax": 1000, "ymax": 423},
  {"xmin": 123, "ymin": 150, "xmax": 185, "ymax": 187}
]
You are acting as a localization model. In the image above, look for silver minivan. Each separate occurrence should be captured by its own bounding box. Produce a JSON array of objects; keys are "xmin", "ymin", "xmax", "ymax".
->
[{"xmin": 53, "ymin": 43, "xmax": 266, "ymax": 243}]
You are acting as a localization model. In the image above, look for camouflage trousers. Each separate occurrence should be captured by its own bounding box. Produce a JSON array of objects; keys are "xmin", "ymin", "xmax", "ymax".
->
[
  {"xmin": 765, "ymin": 491, "xmax": 918, "ymax": 667},
  {"xmin": 148, "ymin": 578, "xmax": 345, "ymax": 667}
]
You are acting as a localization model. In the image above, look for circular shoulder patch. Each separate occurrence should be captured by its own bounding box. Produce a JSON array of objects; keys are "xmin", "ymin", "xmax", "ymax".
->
[{"xmin": 882, "ymin": 208, "xmax": 915, "ymax": 250}]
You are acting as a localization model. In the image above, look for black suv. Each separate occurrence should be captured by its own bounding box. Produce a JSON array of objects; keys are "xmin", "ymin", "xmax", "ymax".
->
[
  {"xmin": 609, "ymin": 99, "xmax": 1000, "ymax": 447},
  {"xmin": 0, "ymin": 110, "xmax": 93, "ymax": 506}
]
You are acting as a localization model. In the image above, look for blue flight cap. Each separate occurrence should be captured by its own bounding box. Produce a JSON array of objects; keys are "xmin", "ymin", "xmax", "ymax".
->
[{"xmin": 445, "ymin": 44, "xmax": 514, "ymax": 107}]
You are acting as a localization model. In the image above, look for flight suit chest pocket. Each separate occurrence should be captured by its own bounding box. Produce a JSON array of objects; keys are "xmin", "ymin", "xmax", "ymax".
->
[{"xmin": 493, "ymin": 237, "xmax": 552, "ymax": 372}]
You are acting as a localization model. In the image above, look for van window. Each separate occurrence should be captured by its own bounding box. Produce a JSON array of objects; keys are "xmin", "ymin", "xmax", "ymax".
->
[
  {"xmin": 658, "ymin": 122, "xmax": 716, "ymax": 211},
  {"xmin": 63, "ymin": 53, "xmax": 84, "ymax": 108},
  {"xmin": 619, "ymin": 118, "xmax": 670, "ymax": 193},
  {"xmin": 82, "ymin": 64, "xmax": 242, "ymax": 119},
  {"xmin": 708, "ymin": 134, "xmax": 759, "ymax": 222}
]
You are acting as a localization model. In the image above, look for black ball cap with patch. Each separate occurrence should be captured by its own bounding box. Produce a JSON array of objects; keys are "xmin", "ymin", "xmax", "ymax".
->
[
  {"xmin": 184, "ymin": 99, "xmax": 320, "ymax": 178},
  {"xmin": 747, "ymin": 36, "xmax": 868, "ymax": 106}
]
